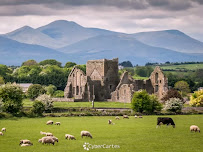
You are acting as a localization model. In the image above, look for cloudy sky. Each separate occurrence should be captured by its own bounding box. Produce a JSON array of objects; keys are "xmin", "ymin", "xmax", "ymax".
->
[{"xmin": 0, "ymin": 0, "xmax": 203, "ymax": 41}]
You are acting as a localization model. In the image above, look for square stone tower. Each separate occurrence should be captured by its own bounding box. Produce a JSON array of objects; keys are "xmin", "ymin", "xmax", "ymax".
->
[{"xmin": 86, "ymin": 58, "xmax": 119, "ymax": 100}]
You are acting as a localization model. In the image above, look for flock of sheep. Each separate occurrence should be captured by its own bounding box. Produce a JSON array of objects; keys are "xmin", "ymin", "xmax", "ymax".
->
[
  {"xmin": 0, "ymin": 115, "xmax": 200, "ymax": 147},
  {"xmin": 15, "ymin": 120, "xmax": 92, "ymax": 147}
]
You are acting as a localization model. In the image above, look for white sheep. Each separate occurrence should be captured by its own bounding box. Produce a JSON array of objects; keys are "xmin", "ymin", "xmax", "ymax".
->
[
  {"xmin": 134, "ymin": 115, "xmax": 138, "ymax": 118},
  {"xmin": 21, "ymin": 144, "xmax": 32, "ymax": 147},
  {"xmin": 65, "ymin": 134, "xmax": 76, "ymax": 140},
  {"xmin": 81, "ymin": 131, "xmax": 93, "ymax": 139},
  {"xmin": 40, "ymin": 131, "xmax": 47, "ymax": 135},
  {"xmin": 38, "ymin": 139, "xmax": 42, "ymax": 143},
  {"xmin": 46, "ymin": 120, "xmax": 54, "ymax": 125},
  {"xmin": 41, "ymin": 136, "xmax": 55, "ymax": 145},
  {"xmin": 46, "ymin": 132, "xmax": 53, "ymax": 136},
  {"xmin": 123, "ymin": 115, "xmax": 129, "ymax": 119},
  {"xmin": 19, "ymin": 140, "xmax": 33, "ymax": 145},
  {"xmin": 190, "ymin": 125, "xmax": 200, "ymax": 133},
  {"xmin": 1, "ymin": 128, "xmax": 6, "ymax": 132},
  {"xmin": 139, "ymin": 116, "xmax": 143, "ymax": 118},
  {"xmin": 115, "ymin": 116, "xmax": 120, "ymax": 120},
  {"xmin": 55, "ymin": 122, "xmax": 61, "ymax": 125},
  {"xmin": 0, "ymin": 132, "xmax": 3, "ymax": 136},
  {"xmin": 51, "ymin": 136, "xmax": 59, "ymax": 142},
  {"xmin": 108, "ymin": 120, "xmax": 115, "ymax": 125}
]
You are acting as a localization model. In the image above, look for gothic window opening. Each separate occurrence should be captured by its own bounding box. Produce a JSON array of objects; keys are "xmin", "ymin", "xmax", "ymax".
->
[
  {"xmin": 155, "ymin": 73, "xmax": 158, "ymax": 84},
  {"xmin": 76, "ymin": 86, "xmax": 79, "ymax": 95}
]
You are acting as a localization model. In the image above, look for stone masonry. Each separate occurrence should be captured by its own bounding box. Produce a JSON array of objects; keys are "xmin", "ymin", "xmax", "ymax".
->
[{"xmin": 64, "ymin": 58, "xmax": 168, "ymax": 102}]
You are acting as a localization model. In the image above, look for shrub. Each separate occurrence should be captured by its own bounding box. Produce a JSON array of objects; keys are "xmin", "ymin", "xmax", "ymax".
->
[
  {"xmin": 0, "ymin": 83, "xmax": 24, "ymax": 114},
  {"xmin": 45, "ymin": 84, "xmax": 57, "ymax": 96},
  {"xmin": 31, "ymin": 101, "xmax": 45, "ymax": 116},
  {"xmin": 131, "ymin": 90, "xmax": 162, "ymax": 113},
  {"xmin": 164, "ymin": 98, "xmax": 183, "ymax": 113},
  {"xmin": 36, "ymin": 94, "xmax": 53, "ymax": 112},
  {"xmin": 162, "ymin": 89, "xmax": 183, "ymax": 102},
  {"xmin": 189, "ymin": 90, "xmax": 203, "ymax": 107},
  {"xmin": 53, "ymin": 90, "xmax": 64, "ymax": 97},
  {"xmin": 27, "ymin": 84, "xmax": 46, "ymax": 100},
  {"xmin": 174, "ymin": 81, "xmax": 190, "ymax": 96}
]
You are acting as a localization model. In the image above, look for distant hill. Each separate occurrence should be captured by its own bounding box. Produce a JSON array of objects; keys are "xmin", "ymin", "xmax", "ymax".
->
[
  {"xmin": 59, "ymin": 35, "xmax": 202, "ymax": 65},
  {"xmin": 36, "ymin": 20, "xmax": 116, "ymax": 47},
  {"xmin": 0, "ymin": 36, "xmax": 71, "ymax": 65},
  {"xmin": 0, "ymin": 20, "xmax": 203, "ymax": 65},
  {"xmin": 133, "ymin": 30, "xmax": 203, "ymax": 53},
  {"xmin": 3, "ymin": 26, "xmax": 64, "ymax": 49}
]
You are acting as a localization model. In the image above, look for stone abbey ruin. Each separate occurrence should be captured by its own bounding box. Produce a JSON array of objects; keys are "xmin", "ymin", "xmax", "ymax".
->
[{"xmin": 64, "ymin": 58, "xmax": 168, "ymax": 102}]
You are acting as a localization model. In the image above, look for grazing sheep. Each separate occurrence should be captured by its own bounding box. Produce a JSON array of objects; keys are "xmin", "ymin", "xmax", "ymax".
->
[
  {"xmin": 1, "ymin": 128, "xmax": 6, "ymax": 132},
  {"xmin": 81, "ymin": 131, "xmax": 93, "ymax": 139},
  {"xmin": 40, "ymin": 131, "xmax": 47, "ymax": 135},
  {"xmin": 190, "ymin": 125, "xmax": 200, "ymax": 133},
  {"xmin": 108, "ymin": 120, "xmax": 115, "ymax": 125},
  {"xmin": 123, "ymin": 115, "xmax": 129, "ymax": 119},
  {"xmin": 115, "ymin": 116, "xmax": 120, "ymax": 120},
  {"xmin": 46, "ymin": 132, "xmax": 53, "ymax": 136},
  {"xmin": 46, "ymin": 120, "xmax": 53, "ymax": 125},
  {"xmin": 19, "ymin": 140, "xmax": 33, "ymax": 145},
  {"xmin": 55, "ymin": 122, "xmax": 60, "ymax": 125},
  {"xmin": 139, "ymin": 116, "xmax": 143, "ymax": 118},
  {"xmin": 134, "ymin": 115, "xmax": 138, "ymax": 118},
  {"xmin": 0, "ymin": 132, "xmax": 3, "ymax": 136},
  {"xmin": 21, "ymin": 144, "xmax": 32, "ymax": 147},
  {"xmin": 51, "ymin": 136, "xmax": 59, "ymax": 142},
  {"xmin": 65, "ymin": 134, "xmax": 76, "ymax": 140},
  {"xmin": 38, "ymin": 139, "xmax": 42, "ymax": 143},
  {"xmin": 41, "ymin": 137, "xmax": 55, "ymax": 145}
]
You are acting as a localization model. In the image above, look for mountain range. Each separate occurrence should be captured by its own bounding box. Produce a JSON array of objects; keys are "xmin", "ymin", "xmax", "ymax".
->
[{"xmin": 0, "ymin": 20, "xmax": 203, "ymax": 65}]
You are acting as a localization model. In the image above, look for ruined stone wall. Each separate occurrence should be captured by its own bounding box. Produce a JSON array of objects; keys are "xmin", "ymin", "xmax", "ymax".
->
[
  {"xmin": 64, "ymin": 67, "xmax": 89, "ymax": 101},
  {"xmin": 150, "ymin": 66, "xmax": 168, "ymax": 99}
]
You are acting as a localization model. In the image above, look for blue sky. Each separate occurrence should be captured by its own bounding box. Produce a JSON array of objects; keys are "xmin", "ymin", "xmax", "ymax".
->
[{"xmin": 0, "ymin": 0, "xmax": 203, "ymax": 41}]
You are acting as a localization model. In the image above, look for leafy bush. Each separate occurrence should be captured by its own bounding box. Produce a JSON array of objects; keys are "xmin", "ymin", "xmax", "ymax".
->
[
  {"xmin": 36, "ymin": 94, "xmax": 53, "ymax": 112},
  {"xmin": 164, "ymin": 98, "xmax": 183, "ymax": 113},
  {"xmin": 131, "ymin": 90, "xmax": 162, "ymax": 113},
  {"xmin": 189, "ymin": 90, "xmax": 203, "ymax": 107},
  {"xmin": 174, "ymin": 81, "xmax": 190, "ymax": 96},
  {"xmin": 27, "ymin": 84, "xmax": 46, "ymax": 100},
  {"xmin": 64, "ymin": 62, "xmax": 77, "ymax": 68},
  {"xmin": 31, "ymin": 101, "xmax": 45, "ymax": 116},
  {"xmin": 53, "ymin": 90, "xmax": 64, "ymax": 97},
  {"xmin": 45, "ymin": 84, "xmax": 57, "ymax": 96},
  {"xmin": 162, "ymin": 89, "xmax": 183, "ymax": 102},
  {"xmin": 0, "ymin": 83, "xmax": 24, "ymax": 114}
]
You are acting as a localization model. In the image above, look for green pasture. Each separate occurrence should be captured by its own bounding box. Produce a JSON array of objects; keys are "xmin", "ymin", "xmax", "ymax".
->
[
  {"xmin": 23, "ymin": 99, "xmax": 131, "ymax": 108},
  {"xmin": 0, "ymin": 115, "xmax": 202, "ymax": 152},
  {"xmin": 159, "ymin": 63, "xmax": 203, "ymax": 71}
]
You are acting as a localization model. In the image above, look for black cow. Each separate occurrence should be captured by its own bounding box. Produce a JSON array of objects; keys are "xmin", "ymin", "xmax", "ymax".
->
[{"xmin": 157, "ymin": 117, "xmax": 175, "ymax": 128}]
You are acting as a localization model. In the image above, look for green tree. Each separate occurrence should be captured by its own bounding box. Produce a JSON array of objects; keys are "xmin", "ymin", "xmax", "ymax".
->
[
  {"xmin": 27, "ymin": 84, "xmax": 46, "ymax": 100},
  {"xmin": 45, "ymin": 85, "xmax": 57, "ymax": 96},
  {"xmin": 135, "ymin": 66, "xmax": 153, "ymax": 77},
  {"xmin": 31, "ymin": 101, "xmax": 45, "ymax": 116},
  {"xmin": 131, "ymin": 90, "xmax": 161, "ymax": 113},
  {"xmin": 0, "ymin": 76, "xmax": 5, "ymax": 85},
  {"xmin": 39, "ymin": 59, "xmax": 62, "ymax": 67},
  {"xmin": 161, "ymin": 89, "xmax": 183, "ymax": 102},
  {"xmin": 22, "ymin": 60, "xmax": 38, "ymax": 66},
  {"xmin": 64, "ymin": 62, "xmax": 77, "ymax": 68},
  {"xmin": 0, "ymin": 83, "xmax": 24, "ymax": 114},
  {"xmin": 53, "ymin": 90, "xmax": 64, "ymax": 97},
  {"xmin": 174, "ymin": 81, "xmax": 190, "ymax": 96}
]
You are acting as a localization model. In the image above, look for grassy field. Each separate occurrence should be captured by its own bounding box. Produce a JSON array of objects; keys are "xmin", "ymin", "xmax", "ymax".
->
[
  {"xmin": 159, "ymin": 64, "xmax": 203, "ymax": 71},
  {"xmin": 0, "ymin": 115, "xmax": 202, "ymax": 152},
  {"xmin": 23, "ymin": 99, "xmax": 131, "ymax": 108}
]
